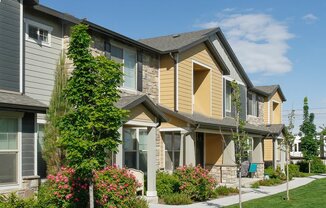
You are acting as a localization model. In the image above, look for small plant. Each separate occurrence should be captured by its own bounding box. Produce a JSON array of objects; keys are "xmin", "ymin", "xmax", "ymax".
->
[
  {"xmin": 126, "ymin": 198, "xmax": 149, "ymax": 208},
  {"xmin": 162, "ymin": 193, "xmax": 192, "ymax": 205},
  {"xmin": 156, "ymin": 171, "xmax": 180, "ymax": 197},
  {"xmin": 311, "ymin": 157, "xmax": 326, "ymax": 173},
  {"xmin": 175, "ymin": 165, "xmax": 217, "ymax": 201},
  {"xmin": 0, "ymin": 193, "xmax": 37, "ymax": 208},
  {"xmin": 286, "ymin": 164, "xmax": 300, "ymax": 178},
  {"xmin": 214, "ymin": 186, "xmax": 239, "ymax": 196}
]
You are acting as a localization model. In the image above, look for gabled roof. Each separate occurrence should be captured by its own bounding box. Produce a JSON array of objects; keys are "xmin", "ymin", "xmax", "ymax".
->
[
  {"xmin": 139, "ymin": 28, "xmax": 218, "ymax": 53},
  {"xmin": 116, "ymin": 95, "xmax": 167, "ymax": 122},
  {"xmin": 159, "ymin": 105, "xmax": 270, "ymax": 135},
  {"xmin": 0, "ymin": 91, "xmax": 47, "ymax": 113},
  {"xmin": 253, "ymin": 85, "xmax": 286, "ymax": 101}
]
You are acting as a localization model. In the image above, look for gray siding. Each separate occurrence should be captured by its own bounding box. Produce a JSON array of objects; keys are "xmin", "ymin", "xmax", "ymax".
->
[
  {"xmin": 22, "ymin": 112, "xmax": 35, "ymax": 176},
  {"xmin": 0, "ymin": 0, "xmax": 21, "ymax": 92},
  {"xmin": 24, "ymin": 9, "xmax": 62, "ymax": 106}
]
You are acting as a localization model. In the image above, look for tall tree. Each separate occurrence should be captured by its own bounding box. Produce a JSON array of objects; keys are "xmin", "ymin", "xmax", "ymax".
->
[
  {"xmin": 230, "ymin": 80, "xmax": 249, "ymax": 208},
  {"xmin": 58, "ymin": 24, "xmax": 128, "ymax": 207},
  {"xmin": 283, "ymin": 109, "xmax": 295, "ymax": 200},
  {"xmin": 300, "ymin": 97, "xmax": 318, "ymax": 172},
  {"xmin": 43, "ymin": 55, "xmax": 69, "ymax": 174}
]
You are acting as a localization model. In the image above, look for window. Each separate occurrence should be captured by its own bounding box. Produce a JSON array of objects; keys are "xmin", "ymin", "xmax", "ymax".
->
[
  {"xmin": 247, "ymin": 92, "xmax": 258, "ymax": 117},
  {"xmin": 111, "ymin": 44, "xmax": 137, "ymax": 90},
  {"xmin": 163, "ymin": 132, "xmax": 181, "ymax": 171},
  {"xmin": 0, "ymin": 118, "xmax": 18, "ymax": 185},
  {"xmin": 25, "ymin": 19, "xmax": 52, "ymax": 46},
  {"xmin": 123, "ymin": 128, "xmax": 147, "ymax": 173},
  {"xmin": 225, "ymin": 81, "xmax": 232, "ymax": 112}
]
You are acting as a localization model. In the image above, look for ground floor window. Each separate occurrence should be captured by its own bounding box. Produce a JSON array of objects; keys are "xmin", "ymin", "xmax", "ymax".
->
[
  {"xmin": 163, "ymin": 132, "xmax": 181, "ymax": 171},
  {"xmin": 0, "ymin": 118, "xmax": 18, "ymax": 185},
  {"xmin": 37, "ymin": 123, "xmax": 47, "ymax": 178},
  {"xmin": 123, "ymin": 128, "xmax": 148, "ymax": 173}
]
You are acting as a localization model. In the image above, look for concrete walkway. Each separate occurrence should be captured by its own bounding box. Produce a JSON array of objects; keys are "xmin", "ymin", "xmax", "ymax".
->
[{"xmin": 150, "ymin": 174, "xmax": 326, "ymax": 208}]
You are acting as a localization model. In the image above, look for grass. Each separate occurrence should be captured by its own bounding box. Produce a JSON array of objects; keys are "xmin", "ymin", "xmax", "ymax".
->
[{"xmin": 227, "ymin": 178, "xmax": 326, "ymax": 208}]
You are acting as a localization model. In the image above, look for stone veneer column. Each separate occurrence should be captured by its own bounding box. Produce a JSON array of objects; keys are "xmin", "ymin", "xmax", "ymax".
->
[
  {"xmin": 115, "ymin": 127, "xmax": 123, "ymax": 168},
  {"xmin": 179, "ymin": 130, "xmax": 187, "ymax": 166},
  {"xmin": 185, "ymin": 131, "xmax": 196, "ymax": 166},
  {"xmin": 147, "ymin": 127, "xmax": 158, "ymax": 203},
  {"xmin": 223, "ymin": 136, "xmax": 236, "ymax": 165},
  {"xmin": 221, "ymin": 136, "xmax": 237, "ymax": 184},
  {"xmin": 273, "ymin": 137, "xmax": 278, "ymax": 170},
  {"xmin": 252, "ymin": 137, "xmax": 264, "ymax": 178}
]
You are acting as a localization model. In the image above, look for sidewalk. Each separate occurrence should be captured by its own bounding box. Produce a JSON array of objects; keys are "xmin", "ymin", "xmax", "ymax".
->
[{"xmin": 150, "ymin": 174, "xmax": 326, "ymax": 208}]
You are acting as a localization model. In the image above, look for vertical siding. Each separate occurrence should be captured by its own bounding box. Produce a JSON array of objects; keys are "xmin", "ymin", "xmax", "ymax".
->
[
  {"xmin": 159, "ymin": 54, "xmax": 175, "ymax": 110},
  {"xmin": 24, "ymin": 9, "xmax": 62, "ymax": 106},
  {"xmin": 0, "ymin": 0, "xmax": 20, "ymax": 92},
  {"xmin": 205, "ymin": 133, "xmax": 223, "ymax": 165},
  {"xmin": 179, "ymin": 43, "xmax": 223, "ymax": 118},
  {"xmin": 263, "ymin": 138, "xmax": 273, "ymax": 161},
  {"xmin": 22, "ymin": 112, "xmax": 35, "ymax": 176}
]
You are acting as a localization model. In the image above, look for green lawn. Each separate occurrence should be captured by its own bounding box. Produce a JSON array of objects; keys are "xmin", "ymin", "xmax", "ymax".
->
[{"xmin": 227, "ymin": 178, "xmax": 326, "ymax": 208}]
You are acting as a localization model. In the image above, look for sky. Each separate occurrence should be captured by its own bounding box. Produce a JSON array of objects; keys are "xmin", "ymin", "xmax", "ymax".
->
[{"xmin": 40, "ymin": 0, "xmax": 326, "ymax": 133}]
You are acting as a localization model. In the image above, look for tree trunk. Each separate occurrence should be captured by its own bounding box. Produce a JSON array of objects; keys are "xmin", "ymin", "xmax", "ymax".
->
[
  {"xmin": 309, "ymin": 161, "xmax": 311, "ymax": 173},
  {"xmin": 89, "ymin": 182, "xmax": 94, "ymax": 208},
  {"xmin": 239, "ymin": 163, "xmax": 242, "ymax": 208},
  {"xmin": 286, "ymin": 145, "xmax": 290, "ymax": 200}
]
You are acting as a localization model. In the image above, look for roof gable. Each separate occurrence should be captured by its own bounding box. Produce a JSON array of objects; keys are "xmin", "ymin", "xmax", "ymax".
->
[{"xmin": 253, "ymin": 85, "xmax": 286, "ymax": 101}]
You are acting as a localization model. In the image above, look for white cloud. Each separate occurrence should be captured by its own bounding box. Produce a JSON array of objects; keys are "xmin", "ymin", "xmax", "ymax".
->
[
  {"xmin": 198, "ymin": 13, "xmax": 294, "ymax": 75},
  {"xmin": 302, "ymin": 13, "xmax": 318, "ymax": 24}
]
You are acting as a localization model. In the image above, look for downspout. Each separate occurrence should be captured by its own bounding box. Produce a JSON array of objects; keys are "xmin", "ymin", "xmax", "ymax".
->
[{"xmin": 169, "ymin": 52, "xmax": 178, "ymax": 112}]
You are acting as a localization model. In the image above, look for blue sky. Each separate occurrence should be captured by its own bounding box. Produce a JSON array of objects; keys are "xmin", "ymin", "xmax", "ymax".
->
[{"xmin": 40, "ymin": 0, "xmax": 326, "ymax": 133}]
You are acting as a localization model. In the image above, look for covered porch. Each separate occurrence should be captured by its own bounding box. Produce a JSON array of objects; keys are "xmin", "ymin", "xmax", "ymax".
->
[{"xmin": 114, "ymin": 95, "xmax": 167, "ymax": 203}]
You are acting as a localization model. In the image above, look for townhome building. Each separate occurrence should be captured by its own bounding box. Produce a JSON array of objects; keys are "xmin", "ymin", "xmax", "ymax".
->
[{"xmin": 0, "ymin": 0, "xmax": 287, "ymax": 202}]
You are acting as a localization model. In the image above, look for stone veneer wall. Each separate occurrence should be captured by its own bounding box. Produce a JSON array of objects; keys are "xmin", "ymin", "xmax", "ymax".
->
[
  {"xmin": 256, "ymin": 163, "xmax": 264, "ymax": 178},
  {"xmin": 247, "ymin": 95, "xmax": 265, "ymax": 125},
  {"xmin": 206, "ymin": 165, "xmax": 238, "ymax": 184}
]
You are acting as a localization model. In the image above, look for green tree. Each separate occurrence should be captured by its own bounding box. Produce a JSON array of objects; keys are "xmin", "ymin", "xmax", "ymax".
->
[
  {"xmin": 58, "ymin": 24, "xmax": 128, "ymax": 207},
  {"xmin": 283, "ymin": 109, "xmax": 295, "ymax": 200},
  {"xmin": 43, "ymin": 55, "xmax": 69, "ymax": 175},
  {"xmin": 230, "ymin": 80, "xmax": 249, "ymax": 208},
  {"xmin": 300, "ymin": 97, "xmax": 318, "ymax": 172}
]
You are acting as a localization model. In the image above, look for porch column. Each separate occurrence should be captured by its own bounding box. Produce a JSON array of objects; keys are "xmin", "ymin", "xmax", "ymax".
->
[
  {"xmin": 185, "ymin": 131, "xmax": 196, "ymax": 166},
  {"xmin": 179, "ymin": 130, "xmax": 186, "ymax": 166},
  {"xmin": 115, "ymin": 127, "xmax": 123, "ymax": 168},
  {"xmin": 252, "ymin": 137, "xmax": 264, "ymax": 178},
  {"xmin": 280, "ymin": 139, "xmax": 286, "ymax": 171},
  {"xmin": 147, "ymin": 127, "xmax": 158, "ymax": 203},
  {"xmin": 223, "ymin": 136, "xmax": 236, "ymax": 165},
  {"xmin": 273, "ymin": 138, "xmax": 278, "ymax": 169}
]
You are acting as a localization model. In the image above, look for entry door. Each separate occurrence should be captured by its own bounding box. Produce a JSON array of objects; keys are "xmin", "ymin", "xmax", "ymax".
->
[{"xmin": 196, "ymin": 132, "xmax": 204, "ymax": 167}]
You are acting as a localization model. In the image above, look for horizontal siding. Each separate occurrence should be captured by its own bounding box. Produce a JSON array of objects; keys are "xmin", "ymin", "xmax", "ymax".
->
[
  {"xmin": 159, "ymin": 54, "xmax": 175, "ymax": 110},
  {"xmin": 0, "ymin": 0, "xmax": 20, "ymax": 92},
  {"xmin": 22, "ymin": 112, "xmax": 35, "ymax": 176},
  {"xmin": 24, "ymin": 10, "xmax": 63, "ymax": 106},
  {"xmin": 179, "ymin": 43, "xmax": 223, "ymax": 118},
  {"xmin": 128, "ymin": 104, "xmax": 155, "ymax": 123},
  {"xmin": 264, "ymin": 98, "xmax": 269, "ymax": 124},
  {"xmin": 264, "ymin": 138, "xmax": 273, "ymax": 161}
]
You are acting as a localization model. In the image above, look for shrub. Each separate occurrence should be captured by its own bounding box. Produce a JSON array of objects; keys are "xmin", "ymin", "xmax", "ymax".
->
[
  {"xmin": 125, "ymin": 198, "xmax": 149, "ymax": 208},
  {"xmin": 156, "ymin": 171, "xmax": 180, "ymax": 198},
  {"xmin": 93, "ymin": 165, "xmax": 140, "ymax": 207},
  {"xmin": 297, "ymin": 160, "xmax": 309, "ymax": 173},
  {"xmin": 40, "ymin": 167, "xmax": 89, "ymax": 208},
  {"xmin": 0, "ymin": 193, "xmax": 37, "ymax": 208},
  {"xmin": 162, "ymin": 193, "xmax": 192, "ymax": 205},
  {"xmin": 175, "ymin": 165, "xmax": 217, "ymax": 201},
  {"xmin": 286, "ymin": 164, "xmax": 300, "ymax": 178},
  {"xmin": 311, "ymin": 157, "xmax": 326, "ymax": 173},
  {"xmin": 214, "ymin": 186, "xmax": 239, "ymax": 196},
  {"xmin": 264, "ymin": 166, "xmax": 286, "ymax": 180},
  {"xmin": 252, "ymin": 178, "xmax": 283, "ymax": 188}
]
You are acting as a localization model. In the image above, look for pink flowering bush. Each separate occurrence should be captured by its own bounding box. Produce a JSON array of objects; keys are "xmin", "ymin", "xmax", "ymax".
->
[
  {"xmin": 175, "ymin": 165, "xmax": 217, "ymax": 201},
  {"xmin": 93, "ymin": 165, "xmax": 141, "ymax": 207},
  {"xmin": 38, "ymin": 167, "xmax": 89, "ymax": 208}
]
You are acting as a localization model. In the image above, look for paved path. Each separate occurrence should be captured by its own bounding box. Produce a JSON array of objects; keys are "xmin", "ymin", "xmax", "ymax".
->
[{"xmin": 150, "ymin": 174, "xmax": 326, "ymax": 208}]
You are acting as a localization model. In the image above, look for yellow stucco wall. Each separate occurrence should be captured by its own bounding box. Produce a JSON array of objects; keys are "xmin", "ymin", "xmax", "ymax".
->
[
  {"xmin": 159, "ymin": 54, "xmax": 175, "ymax": 110},
  {"xmin": 178, "ymin": 43, "xmax": 223, "ymax": 118},
  {"xmin": 264, "ymin": 138, "xmax": 273, "ymax": 161},
  {"xmin": 205, "ymin": 133, "xmax": 223, "ymax": 165},
  {"xmin": 128, "ymin": 104, "xmax": 155, "ymax": 123}
]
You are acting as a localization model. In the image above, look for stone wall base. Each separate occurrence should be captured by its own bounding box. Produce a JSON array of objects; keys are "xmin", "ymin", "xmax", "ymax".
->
[
  {"xmin": 206, "ymin": 165, "xmax": 237, "ymax": 185},
  {"xmin": 18, "ymin": 176, "xmax": 40, "ymax": 198},
  {"xmin": 256, "ymin": 163, "xmax": 264, "ymax": 178}
]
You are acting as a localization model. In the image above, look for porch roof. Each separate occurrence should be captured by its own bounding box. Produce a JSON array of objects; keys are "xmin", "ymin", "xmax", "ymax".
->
[
  {"xmin": 266, "ymin": 124, "xmax": 285, "ymax": 135},
  {"xmin": 0, "ymin": 91, "xmax": 47, "ymax": 113},
  {"xmin": 158, "ymin": 105, "xmax": 270, "ymax": 135},
  {"xmin": 116, "ymin": 95, "xmax": 168, "ymax": 122}
]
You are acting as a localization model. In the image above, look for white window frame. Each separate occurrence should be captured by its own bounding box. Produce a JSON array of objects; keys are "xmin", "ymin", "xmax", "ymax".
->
[
  {"xmin": 163, "ymin": 131, "xmax": 181, "ymax": 172},
  {"xmin": 0, "ymin": 113, "xmax": 23, "ymax": 190},
  {"xmin": 248, "ymin": 92, "xmax": 258, "ymax": 117},
  {"xmin": 225, "ymin": 81, "xmax": 232, "ymax": 113},
  {"xmin": 123, "ymin": 127, "xmax": 147, "ymax": 172},
  {"xmin": 111, "ymin": 42, "xmax": 138, "ymax": 92},
  {"xmin": 24, "ymin": 18, "xmax": 53, "ymax": 47}
]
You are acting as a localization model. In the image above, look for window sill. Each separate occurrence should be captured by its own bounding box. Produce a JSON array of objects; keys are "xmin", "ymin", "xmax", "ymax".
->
[
  {"xmin": 119, "ymin": 87, "xmax": 139, "ymax": 94},
  {"xmin": 26, "ymin": 38, "xmax": 51, "ymax": 48}
]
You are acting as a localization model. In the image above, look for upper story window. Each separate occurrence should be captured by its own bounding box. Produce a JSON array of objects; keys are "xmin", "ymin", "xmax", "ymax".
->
[
  {"xmin": 111, "ymin": 44, "xmax": 137, "ymax": 90},
  {"xmin": 25, "ymin": 19, "xmax": 52, "ymax": 47},
  {"xmin": 225, "ymin": 81, "xmax": 232, "ymax": 112},
  {"xmin": 247, "ymin": 92, "xmax": 258, "ymax": 117}
]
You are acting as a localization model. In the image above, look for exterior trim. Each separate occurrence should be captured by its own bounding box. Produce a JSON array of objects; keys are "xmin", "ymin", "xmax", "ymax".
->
[
  {"xmin": 175, "ymin": 53, "xmax": 179, "ymax": 112},
  {"xmin": 125, "ymin": 120, "xmax": 157, "ymax": 127},
  {"xmin": 34, "ymin": 114, "xmax": 37, "ymax": 176},
  {"xmin": 20, "ymin": 0, "xmax": 23, "ymax": 93},
  {"xmin": 24, "ymin": 18, "xmax": 53, "ymax": 47}
]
